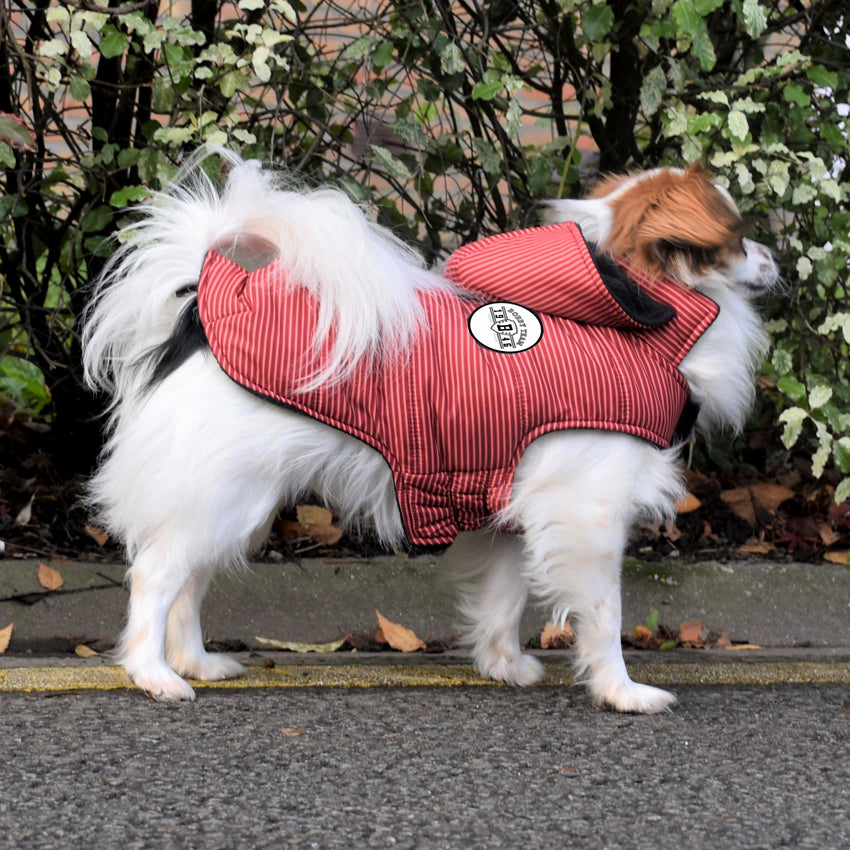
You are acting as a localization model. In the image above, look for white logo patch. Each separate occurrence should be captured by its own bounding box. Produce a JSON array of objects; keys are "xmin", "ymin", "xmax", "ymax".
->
[{"xmin": 467, "ymin": 302, "xmax": 543, "ymax": 353}]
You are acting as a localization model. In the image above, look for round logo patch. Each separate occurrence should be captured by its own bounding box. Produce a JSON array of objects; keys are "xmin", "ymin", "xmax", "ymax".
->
[{"xmin": 467, "ymin": 302, "xmax": 543, "ymax": 354}]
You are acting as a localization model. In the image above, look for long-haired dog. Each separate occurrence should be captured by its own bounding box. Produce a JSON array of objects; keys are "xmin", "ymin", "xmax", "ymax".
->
[{"xmin": 83, "ymin": 150, "xmax": 779, "ymax": 711}]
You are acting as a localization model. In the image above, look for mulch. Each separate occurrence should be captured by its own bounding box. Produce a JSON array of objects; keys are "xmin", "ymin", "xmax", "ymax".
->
[{"xmin": 2, "ymin": 406, "xmax": 848, "ymax": 566}]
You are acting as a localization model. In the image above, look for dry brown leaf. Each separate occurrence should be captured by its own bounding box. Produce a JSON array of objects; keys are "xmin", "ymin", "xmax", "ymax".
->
[
  {"xmin": 726, "ymin": 643, "xmax": 764, "ymax": 651},
  {"xmin": 375, "ymin": 610, "xmax": 425, "ymax": 652},
  {"xmin": 675, "ymin": 492, "xmax": 702, "ymax": 514},
  {"xmin": 713, "ymin": 631, "xmax": 732, "ymax": 649},
  {"xmin": 722, "ymin": 483, "xmax": 796, "ymax": 526},
  {"xmin": 84, "ymin": 525, "xmax": 109, "ymax": 546},
  {"xmin": 255, "ymin": 636, "xmax": 346, "ymax": 653},
  {"xmin": 541, "ymin": 619, "xmax": 574, "ymax": 649},
  {"xmin": 75, "ymin": 644, "xmax": 98, "ymax": 658},
  {"xmin": 817, "ymin": 524, "xmax": 841, "ymax": 547},
  {"xmin": 663, "ymin": 518, "xmax": 682, "ymax": 542},
  {"xmin": 282, "ymin": 728, "xmax": 305, "ymax": 737},
  {"xmin": 295, "ymin": 505, "xmax": 343, "ymax": 546},
  {"xmin": 37, "ymin": 562, "xmax": 64, "ymax": 591},
  {"xmin": 701, "ymin": 521, "xmax": 719, "ymax": 542},
  {"xmin": 633, "ymin": 624, "xmax": 654, "ymax": 641},
  {"xmin": 720, "ymin": 488, "xmax": 756, "ymax": 524},
  {"xmin": 679, "ymin": 620, "xmax": 706, "ymax": 645},
  {"xmin": 739, "ymin": 538, "xmax": 775, "ymax": 555},
  {"xmin": 0, "ymin": 623, "xmax": 12, "ymax": 654},
  {"xmin": 277, "ymin": 519, "xmax": 307, "ymax": 541},
  {"xmin": 297, "ymin": 505, "xmax": 334, "ymax": 526},
  {"xmin": 824, "ymin": 551, "xmax": 850, "ymax": 565},
  {"xmin": 749, "ymin": 483, "xmax": 795, "ymax": 512}
]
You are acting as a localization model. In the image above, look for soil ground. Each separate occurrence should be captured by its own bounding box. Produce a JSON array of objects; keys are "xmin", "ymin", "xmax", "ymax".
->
[{"xmin": 3, "ymin": 405, "xmax": 849, "ymax": 567}]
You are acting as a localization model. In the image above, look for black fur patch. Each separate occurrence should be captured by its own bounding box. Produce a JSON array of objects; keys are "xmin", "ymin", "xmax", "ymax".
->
[
  {"xmin": 146, "ymin": 297, "xmax": 208, "ymax": 388},
  {"xmin": 589, "ymin": 246, "xmax": 676, "ymax": 326}
]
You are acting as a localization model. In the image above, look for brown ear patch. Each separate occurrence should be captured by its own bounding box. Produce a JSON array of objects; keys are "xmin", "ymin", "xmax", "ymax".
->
[{"xmin": 596, "ymin": 166, "xmax": 745, "ymax": 279}]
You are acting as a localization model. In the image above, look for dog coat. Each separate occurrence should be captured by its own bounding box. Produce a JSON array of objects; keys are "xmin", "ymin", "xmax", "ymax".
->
[{"xmin": 196, "ymin": 222, "xmax": 718, "ymax": 548}]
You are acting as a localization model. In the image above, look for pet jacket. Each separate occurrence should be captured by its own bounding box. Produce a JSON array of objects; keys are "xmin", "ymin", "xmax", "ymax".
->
[{"xmin": 196, "ymin": 222, "xmax": 719, "ymax": 548}]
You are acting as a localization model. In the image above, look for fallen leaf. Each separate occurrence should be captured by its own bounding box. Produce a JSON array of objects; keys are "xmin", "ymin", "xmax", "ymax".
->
[
  {"xmin": 824, "ymin": 551, "xmax": 850, "ymax": 565},
  {"xmin": 720, "ymin": 488, "xmax": 756, "ymax": 525},
  {"xmin": 255, "ymin": 636, "xmax": 346, "ymax": 653},
  {"xmin": 817, "ymin": 523, "xmax": 841, "ymax": 547},
  {"xmin": 75, "ymin": 644, "xmax": 98, "ymax": 658},
  {"xmin": 0, "ymin": 623, "xmax": 12, "ymax": 654},
  {"xmin": 675, "ymin": 492, "xmax": 702, "ymax": 514},
  {"xmin": 739, "ymin": 538, "xmax": 774, "ymax": 555},
  {"xmin": 296, "ymin": 505, "xmax": 332, "ymax": 526},
  {"xmin": 726, "ymin": 643, "xmax": 764, "ymax": 651},
  {"xmin": 277, "ymin": 519, "xmax": 307, "ymax": 541},
  {"xmin": 679, "ymin": 620, "xmax": 706, "ymax": 646},
  {"xmin": 15, "ymin": 495, "xmax": 34, "ymax": 525},
  {"xmin": 750, "ymin": 483, "xmax": 795, "ymax": 512},
  {"xmin": 721, "ymin": 483, "xmax": 796, "ymax": 526},
  {"xmin": 712, "ymin": 631, "xmax": 732, "ymax": 649},
  {"xmin": 84, "ymin": 525, "xmax": 109, "ymax": 546},
  {"xmin": 282, "ymin": 728, "xmax": 304, "ymax": 737},
  {"xmin": 375, "ymin": 610, "xmax": 425, "ymax": 652},
  {"xmin": 632, "ymin": 624, "xmax": 654, "ymax": 642},
  {"xmin": 295, "ymin": 505, "xmax": 343, "ymax": 546},
  {"xmin": 37, "ymin": 563, "xmax": 64, "ymax": 591},
  {"xmin": 663, "ymin": 518, "xmax": 682, "ymax": 542},
  {"xmin": 629, "ymin": 622, "xmax": 663, "ymax": 649},
  {"xmin": 541, "ymin": 619, "xmax": 574, "ymax": 649}
]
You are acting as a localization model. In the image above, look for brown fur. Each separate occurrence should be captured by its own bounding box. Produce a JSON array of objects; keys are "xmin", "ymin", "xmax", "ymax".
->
[{"xmin": 590, "ymin": 166, "xmax": 746, "ymax": 279}]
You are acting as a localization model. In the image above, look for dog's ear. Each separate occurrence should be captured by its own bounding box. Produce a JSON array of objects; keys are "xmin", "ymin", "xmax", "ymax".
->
[
  {"xmin": 544, "ymin": 197, "xmax": 613, "ymax": 244},
  {"xmin": 653, "ymin": 239, "xmax": 720, "ymax": 274}
]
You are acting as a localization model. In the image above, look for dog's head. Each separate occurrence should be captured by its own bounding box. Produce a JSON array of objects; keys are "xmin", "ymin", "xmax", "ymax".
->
[{"xmin": 547, "ymin": 165, "xmax": 780, "ymax": 296}]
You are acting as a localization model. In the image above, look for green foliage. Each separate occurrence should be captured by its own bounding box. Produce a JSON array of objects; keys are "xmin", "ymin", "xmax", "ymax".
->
[{"xmin": 1, "ymin": 0, "xmax": 848, "ymax": 494}]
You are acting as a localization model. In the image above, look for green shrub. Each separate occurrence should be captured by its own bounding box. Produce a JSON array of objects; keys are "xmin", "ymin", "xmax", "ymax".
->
[{"xmin": 1, "ymin": 0, "xmax": 847, "ymax": 494}]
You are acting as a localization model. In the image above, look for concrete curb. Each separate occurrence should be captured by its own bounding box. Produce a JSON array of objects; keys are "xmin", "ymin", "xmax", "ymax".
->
[
  {"xmin": 2, "ymin": 650, "xmax": 849, "ymax": 694},
  {"xmin": 2, "ymin": 556, "xmax": 850, "ymax": 653}
]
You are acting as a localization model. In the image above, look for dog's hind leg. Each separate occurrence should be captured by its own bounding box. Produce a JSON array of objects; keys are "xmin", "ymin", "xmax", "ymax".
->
[{"xmin": 444, "ymin": 530, "xmax": 544, "ymax": 686}]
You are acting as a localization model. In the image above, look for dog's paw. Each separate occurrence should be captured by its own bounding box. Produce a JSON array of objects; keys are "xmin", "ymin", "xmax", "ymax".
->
[
  {"xmin": 590, "ymin": 680, "xmax": 677, "ymax": 714},
  {"xmin": 169, "ymin": 651, "xmax": 245, "ymax": 683},
  {"xmin": 127, "ymin": 663, "xmax": 197, "ymax": 702},
  {"xmin": 476, "ymin": 650, "xmax": 546, "ymax": 687}
]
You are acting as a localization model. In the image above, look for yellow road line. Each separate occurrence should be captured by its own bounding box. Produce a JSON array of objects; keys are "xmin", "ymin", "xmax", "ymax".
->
[{"xmin": 1, "ymin": 661, "xmax": 848, "ymax": 693}]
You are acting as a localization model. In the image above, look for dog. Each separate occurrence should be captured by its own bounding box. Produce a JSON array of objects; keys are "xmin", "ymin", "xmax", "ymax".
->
[{"xmin": 83, "ymin": 150, "xmax": 780, "ymax": 710}]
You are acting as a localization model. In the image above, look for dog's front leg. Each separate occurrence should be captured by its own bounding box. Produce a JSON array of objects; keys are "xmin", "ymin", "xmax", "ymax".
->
[
  {"xmin": 519, "ymin": 501, "xmax": 676, "ymax": 714},
  {"xmin": 571, "ymin": 569, "xmax": 677, "ymax": 714}
]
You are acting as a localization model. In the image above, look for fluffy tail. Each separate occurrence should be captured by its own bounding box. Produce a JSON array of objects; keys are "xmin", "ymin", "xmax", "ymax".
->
[{"xmin": 83, "ymin": 146, "xmax": 448, "ymax": 405}]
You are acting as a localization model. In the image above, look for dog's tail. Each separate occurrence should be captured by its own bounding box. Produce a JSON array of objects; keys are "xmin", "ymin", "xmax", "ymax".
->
[{"xmin": 83, "ymin": 146, "xmax": 449, "ymax": 404}]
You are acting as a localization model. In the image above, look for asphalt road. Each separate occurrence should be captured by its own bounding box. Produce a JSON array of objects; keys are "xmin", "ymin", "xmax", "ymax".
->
[{"xmin": 2, "ymin": 683, "xmax": 848, "ymax": 849}]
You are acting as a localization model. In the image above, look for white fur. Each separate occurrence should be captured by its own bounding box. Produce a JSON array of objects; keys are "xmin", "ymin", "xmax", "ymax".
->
[{"xmin": 84, "ymin": 151, "xmax": 779, "ymax": 709}]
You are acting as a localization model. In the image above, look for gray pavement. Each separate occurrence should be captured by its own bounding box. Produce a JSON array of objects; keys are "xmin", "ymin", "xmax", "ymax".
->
[
  {"xmin": 2, "ymin": 684, "xmax": 849, "ymax": 849},
  {"xmin": 2, "ymin": 555, "xmax": 849, "ymax": 848}
]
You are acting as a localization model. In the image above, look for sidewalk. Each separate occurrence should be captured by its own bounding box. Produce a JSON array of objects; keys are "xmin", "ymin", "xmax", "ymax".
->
[{"xmin": 2, "ymin": 556, "xmax": 849, "ymax": 691}]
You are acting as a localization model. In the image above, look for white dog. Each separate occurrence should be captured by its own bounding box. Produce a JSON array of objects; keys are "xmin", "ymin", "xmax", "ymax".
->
[{"xmin": 83, "ymin": 150, "xmax": 779, "ymax": 710}]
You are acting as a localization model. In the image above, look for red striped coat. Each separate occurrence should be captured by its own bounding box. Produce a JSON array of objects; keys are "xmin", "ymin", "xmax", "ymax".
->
[{"xmin": 197, "ymin": 223, "xmax": 718, "ymax": 548}]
